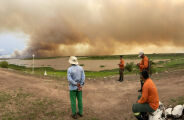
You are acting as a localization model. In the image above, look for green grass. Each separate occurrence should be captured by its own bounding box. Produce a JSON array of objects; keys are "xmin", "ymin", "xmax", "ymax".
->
[
  {"xmin": 7, "ymin": 64, "xmax": 140, "ymax": 78},
  {"xmin": 154, "ymin": 58, "xmax": 184, "ymax": 73},
  {"xmin": 170, "ymin": 96, "xmax": 184, "ymax": 105},
  {"xmin": 0, "ymin": 90, "xmax": 101, "ymax": 120},
  {"xmin": 7, "ymin": 64, "xmax": 67, "ymax": 78},
  {"xmin": 100, "ymin": 65, "xmax": 105, "ymax": 68},
  {"xmin": 0, "ymin": 90, "xmax": 67, "ymax": 120},
  {"xmin": 164, "ymin": 59, "xmax": 184, "ymax": 69},
  {"xmin": 80, "ymin": 64, "xmax": 85, "ymax": 66},
  {"xmin": 0, "ymin": 92, "xmax": 12, "ymax": 102},
  {"xmin": 85, "ymin": 69, "xmax": 118, "ymax": 77},
  {"xmin": 0, "ymin": 61, "xmax": 8, "ymax": 68}
]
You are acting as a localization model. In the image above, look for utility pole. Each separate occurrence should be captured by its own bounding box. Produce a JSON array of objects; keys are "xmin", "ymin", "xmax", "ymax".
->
[{"xmin": 32, "ymin": 54, "xmax": 35, "ymax": 73}]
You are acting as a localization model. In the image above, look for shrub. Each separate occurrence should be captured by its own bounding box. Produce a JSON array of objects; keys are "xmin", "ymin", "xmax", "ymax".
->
[
  {"xmin": 100, "ymin": 65, "xmax": 105, "ymax": 68},
  {"xmin": 125, "ymin": 62, "xmax": 134, "ymax": 72},
  {"xmin": 149, "ymin": 60, "xmax": 156, "ymax": 75},
  {"xmin": 0, "ymin": 61, "xmax": 9, "ymax": 68},
  {"xmin": 80, "ymin": 64, "xmax": 85, "ymax": 66}
]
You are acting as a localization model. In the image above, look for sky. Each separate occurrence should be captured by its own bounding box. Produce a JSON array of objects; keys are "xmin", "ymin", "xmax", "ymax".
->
[
  {"xmin": 0, "ymin": 32, "xmax": 28, "ymax": 55},
  {"xmin": 0, "ymin": 0, "xmax": 184, "ymax": 58}
]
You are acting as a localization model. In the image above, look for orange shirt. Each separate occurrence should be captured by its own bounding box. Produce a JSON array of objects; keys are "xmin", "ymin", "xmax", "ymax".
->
[
  {"xmin": 138, "ymin": 78, "xmax": 159, "ymax": 110},
  {"xmin": 140, "ymin": 56, "xmax": 149, "ymax": 71},
  {"xmin": 119, "ymin": 59, "xmax": 124, "ymax": 69}
]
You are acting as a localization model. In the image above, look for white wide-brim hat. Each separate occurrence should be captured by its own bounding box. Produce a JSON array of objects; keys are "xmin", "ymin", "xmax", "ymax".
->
[
  {"xmin": 138, "ymin": 52, "xmax": 144, "ymax": 57},
  {"xmin": 69, "ymin": 56, "xmax": 78, "ymax": 65}
]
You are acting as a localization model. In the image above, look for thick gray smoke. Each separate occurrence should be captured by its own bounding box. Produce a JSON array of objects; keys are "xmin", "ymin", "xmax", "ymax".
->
[{"xmin": 0, "ymin": 0, "xmax": 184, "ymax": 57}]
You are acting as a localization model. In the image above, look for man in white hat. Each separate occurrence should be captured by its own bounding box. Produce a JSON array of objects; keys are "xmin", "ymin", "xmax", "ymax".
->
[
  {"xmin": 137, "ymin": 52, "xmax": 149, "ymax": 92},
  {"xmin": 67, "ymin": 56, "xmax": 85, "ymax": 119}
]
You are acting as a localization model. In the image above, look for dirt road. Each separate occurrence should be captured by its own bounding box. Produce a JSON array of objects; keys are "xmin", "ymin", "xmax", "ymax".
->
[{"xmin": 0, "ymin": 68, "xmax": 184, "ymax": 120}]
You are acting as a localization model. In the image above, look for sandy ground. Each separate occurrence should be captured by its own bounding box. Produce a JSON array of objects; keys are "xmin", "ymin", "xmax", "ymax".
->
[
  {"xmin": 3, "ymin": 58, "xmax": 169, "ymax": 71},
  {"xmin": 0, "ymin": 68, "xmax": 184, "ymax": 120}
]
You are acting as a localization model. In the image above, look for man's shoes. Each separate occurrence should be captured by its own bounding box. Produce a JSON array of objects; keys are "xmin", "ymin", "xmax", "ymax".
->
[
  {"xmin": 77, "ymin": 112, "xmax": 83, "ymax": 117},
  {"xmin": 71, "ymin": 114, "xmax": 77, "ymax": 119}
]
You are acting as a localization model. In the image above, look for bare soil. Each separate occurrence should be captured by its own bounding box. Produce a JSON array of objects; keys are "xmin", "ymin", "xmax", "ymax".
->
[{"xmin": 0, "ymin": 68, "xmax": 184, "ymax": 120}]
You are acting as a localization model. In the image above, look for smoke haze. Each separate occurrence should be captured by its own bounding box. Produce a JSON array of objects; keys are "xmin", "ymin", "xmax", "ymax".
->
[{"xmin": 0, "ymin": 0, "xmax": 184, "ymax": 57}]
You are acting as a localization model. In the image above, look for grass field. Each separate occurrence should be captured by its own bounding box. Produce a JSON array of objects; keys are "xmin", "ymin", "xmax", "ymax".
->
[
  {"xmin": 0, "ymin": 90, "xmax": 65, "ymax": 120},
  {"xmin": 170, "ymin": 96, "xmax": 184, "ymax": 106},
  {"xmin": 1, "ymin": 56, "xmax": 183, "ymax": 78}
]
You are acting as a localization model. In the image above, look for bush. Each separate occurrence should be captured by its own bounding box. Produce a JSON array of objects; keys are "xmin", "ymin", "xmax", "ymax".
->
[
  {"xmin": 0, "ymin": 61, "xmax": 9, "ymax": 68},
  {"xmin": 100, "ymin": 65, "xmax": 105, "ymax": 68},
  {"xmin": 125, "ymin": 62, "xmax": 134, "ymax": 72},
  {"xmin": 80, "ymin": 64, "xmax": 85, "ymax": 66},
  {"xmin": 149, "ymin": 60, "xmax": 156, "ymax": 75}
]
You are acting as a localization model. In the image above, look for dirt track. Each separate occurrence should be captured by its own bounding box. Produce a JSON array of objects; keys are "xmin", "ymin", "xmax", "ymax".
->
[{"xmin": 0, "ymin": 68, "xmax": 184, "ymax": 120}]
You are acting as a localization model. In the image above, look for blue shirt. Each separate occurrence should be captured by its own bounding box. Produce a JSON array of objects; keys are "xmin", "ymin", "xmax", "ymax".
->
[{"xmin": 67, "ymin": 65, "xmax": 85, "ymax": 90}]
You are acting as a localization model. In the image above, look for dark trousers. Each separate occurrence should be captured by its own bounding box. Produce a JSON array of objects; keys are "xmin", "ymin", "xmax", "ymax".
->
[
  {"xmin": 119, "ymin": 69, "xmax": 124, "ymax": 81},
  {"xmin": 139, "ymin": 71, "xmax": 145, "ymax": 91},
  {"xmin": 140, "ymin": 79, "xmax": 144, "ymax": 91},
  {"xmin": 132, "ymin": 95, "xmax": 155, "ymax": 120}
]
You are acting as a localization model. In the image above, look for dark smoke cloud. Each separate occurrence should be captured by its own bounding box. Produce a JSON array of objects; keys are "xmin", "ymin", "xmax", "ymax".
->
[{"xmin": 0, "ymin": 0, "xmax": 184, "ymax": 57}]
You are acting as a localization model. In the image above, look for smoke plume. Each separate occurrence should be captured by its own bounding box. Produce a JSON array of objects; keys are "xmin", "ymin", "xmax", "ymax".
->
[{"xmin": 0, "ymin": 0, "xmax": 184, "ymax": 57}]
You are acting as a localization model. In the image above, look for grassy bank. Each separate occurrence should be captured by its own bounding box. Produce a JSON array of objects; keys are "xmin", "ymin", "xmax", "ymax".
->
[
  {"xmin": 23, "ymin": 56, "xmax": 64, "ymax": 60},
  {"xmin": 1, "ymin": 57, "xmax": 184, "ymax": 78},
  {"xmin": 19, "ymin": 53, "xmax": 184, "ymax": 60},
  {"xmin": 79, "ymin": 53, "xmax": 184, "ymax": 60}
]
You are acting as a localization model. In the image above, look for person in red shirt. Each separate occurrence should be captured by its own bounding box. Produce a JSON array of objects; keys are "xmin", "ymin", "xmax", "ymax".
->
[
  {"xmin": 137, "ymin": 52, "xmax": 149, "ymax": 92},
  {"xmin": 118, "ymin": 55, "xmax": 125, "ymax": 82},
  {"xmin": 132, "ymin": 70, "xmax": 159, "ymax": 120}
]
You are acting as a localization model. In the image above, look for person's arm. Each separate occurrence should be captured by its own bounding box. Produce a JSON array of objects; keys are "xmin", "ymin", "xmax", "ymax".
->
[
  {"xmin": 80, "ymin": 68, "xmax": 85, "ymax": 86},
  {"xmin": 138, "ymin": 84, "xmax": 148, "ymax": 103},
  {"xmin": 67, "ymin": 68, "xmax": 77, "ymax": 86}
]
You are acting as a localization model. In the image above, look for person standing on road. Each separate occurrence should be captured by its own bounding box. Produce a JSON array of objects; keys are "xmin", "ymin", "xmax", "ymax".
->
[
  {"xmin": 67, "ymin": 56, "xmax": 85, "ymax": 119},
  {"xmin": 137, "ymin": 52, "xmax": 149, "ymax": 92},
  {"xmin": 118, "ymin": 55, "xmax": 125, "ymax": 82},
  {"xmin": 132, "ymin": 70, "xmax": 159, "ymax": 120}
]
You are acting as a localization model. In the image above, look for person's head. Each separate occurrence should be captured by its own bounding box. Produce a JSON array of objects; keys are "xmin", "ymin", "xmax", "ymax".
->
[
  {"xmin": 141, "ymin": 70, "xmax": 149, "ymax": 81},
  {"xmin": 138, "ymin": 52, "xmax": 144, "ymax": 58},
  {"xmin": 120, "ymin": 55, "xmax": 123, "ymax": 59},
  {"xmin": 69, "ymin": 56, "xmax": 78, "ymax": 65}
]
